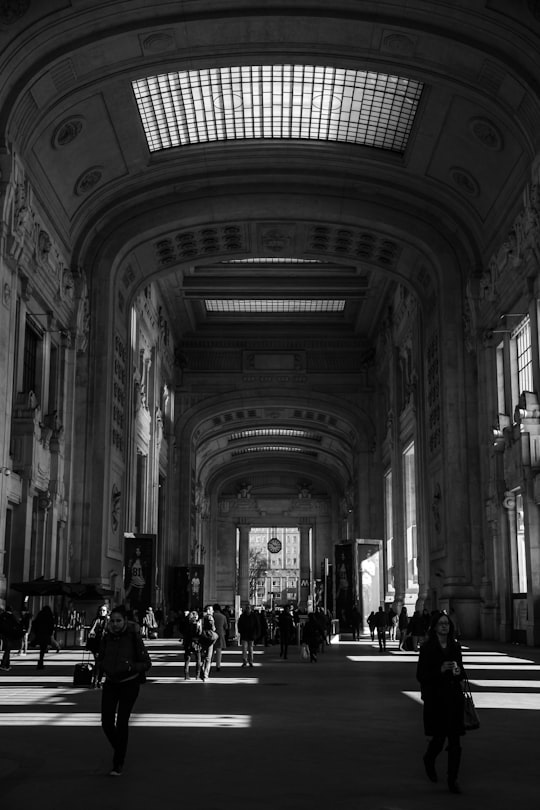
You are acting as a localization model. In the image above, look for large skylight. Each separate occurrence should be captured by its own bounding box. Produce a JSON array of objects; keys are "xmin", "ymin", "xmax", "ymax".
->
[
  {"xmin": 232, "ymin": 446, "xmax": 318, "ymax": 456},
  {"xmin": 229, "ymin": 428, "xmax": 322, "ymax": 441},
  {"xmin": 132, "ymin": 65, "xmax": 423, "ymax": 153},
  {"xmin": 221, "ymin": 258, "xmax": 323, "ymax": 264},
  {"xmin": 205, "ymin": 300, "xmax": 346, "ymax": 313}
]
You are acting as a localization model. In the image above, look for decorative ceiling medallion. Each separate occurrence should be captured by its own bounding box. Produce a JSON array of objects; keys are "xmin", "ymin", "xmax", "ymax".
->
[
  {"xmin": 382, "ymin": 33, "xmax": 416, "ymax": 55},
  {"xmin": 260, "ymin": 227, "xmax": 294, "ymax": 254},
  {"xmin": 0, "ymin": 0, "xmax": 30, "ymax": 25},
  {"xmin": 450, "ymin": 167, "xmax": 480, "ymax": 197},
  {"xmin": 141, "ymin": 32, "xmax": 175, "ymax": 53},
  {"xmin": 51, "ymin": 116, "xmax": 84, "ymax": 149},
  {"xmin": 469, "ymin": 117, "xmax": 503, "ymax": 151},
  {"xmin": 74, "ymin": 166, "xmax": 103, "ymax": 196}
]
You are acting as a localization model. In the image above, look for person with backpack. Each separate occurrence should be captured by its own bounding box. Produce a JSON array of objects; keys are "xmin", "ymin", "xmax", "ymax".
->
[
  {"xmin": 0, "ymin": 605, "xmax": 23, "ymax": 671},
  {"xmin": 95, "ymin": 605, "xmax": 151, "ymax": 776}
]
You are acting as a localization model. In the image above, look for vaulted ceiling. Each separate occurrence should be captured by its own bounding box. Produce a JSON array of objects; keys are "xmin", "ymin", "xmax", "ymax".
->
[{"xmin": 2, "ymin": 1, "xmax": 539, "ymax": 498}]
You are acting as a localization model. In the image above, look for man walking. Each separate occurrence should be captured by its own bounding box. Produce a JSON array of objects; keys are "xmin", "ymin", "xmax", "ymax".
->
[
  {"xmin": 374, "ymin": 606, "xmax": 387, "ymax": 651},
  {"xmin": 238, "ymin": 605, "xmax": 260, "ymax": 668}
]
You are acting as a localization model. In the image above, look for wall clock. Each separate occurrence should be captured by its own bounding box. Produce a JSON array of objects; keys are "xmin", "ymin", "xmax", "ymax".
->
[{"xmin": 267, "ymin": 536, "xmax": 282, "ymax": 553}]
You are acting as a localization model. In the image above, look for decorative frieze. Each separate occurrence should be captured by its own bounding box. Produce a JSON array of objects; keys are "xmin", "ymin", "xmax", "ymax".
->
[
  {"xmin": 155, "ymin": 224, "xmax": 246, "ymax": 266},
  {"xmin": 480, "ymin": 164, "xmax": 540, "ymax": 308}
]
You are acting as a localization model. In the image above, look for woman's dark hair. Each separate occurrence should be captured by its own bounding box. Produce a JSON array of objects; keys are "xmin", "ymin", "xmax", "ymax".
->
[
  {"xmin": 110, "ymin": 604, "xmax": 127, "ymax": 618},
  {"xmin": 428, "ymin": 610, "xmax": 456, "ymax": 641}
]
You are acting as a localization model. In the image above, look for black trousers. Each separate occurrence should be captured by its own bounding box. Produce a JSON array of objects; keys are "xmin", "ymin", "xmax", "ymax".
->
[
  {"xmin": 101, "ymin": 679, "xmax": 140, "ymax": 769},
  {"xmin": 426, "ymin": 734, "xmax": 462, "ymax": 782}
]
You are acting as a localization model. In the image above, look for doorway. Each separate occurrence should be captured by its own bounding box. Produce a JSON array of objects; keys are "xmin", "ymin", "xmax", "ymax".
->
[{"xmin": 249, "ymin": 527, "xmax": 300, "ymax": 608}]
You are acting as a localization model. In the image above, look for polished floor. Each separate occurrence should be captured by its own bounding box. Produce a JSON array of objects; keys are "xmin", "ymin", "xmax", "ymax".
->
[{"xmin": 0, "ymin": 632, "xmax": 538, "ymax": 809}]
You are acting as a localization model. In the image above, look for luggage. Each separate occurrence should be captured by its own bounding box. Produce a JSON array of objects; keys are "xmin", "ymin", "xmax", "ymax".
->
[{"xmin": 73, "ymin": 654, "xmax": 94, "ymax": 687}]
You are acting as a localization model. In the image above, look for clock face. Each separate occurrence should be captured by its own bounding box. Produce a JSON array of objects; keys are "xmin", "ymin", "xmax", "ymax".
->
[{"xmin": 267, "ymin": 537, "xmax": 282, "ymax": 554}]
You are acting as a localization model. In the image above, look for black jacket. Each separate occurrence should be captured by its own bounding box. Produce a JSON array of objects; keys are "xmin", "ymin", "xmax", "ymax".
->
[
  {"xmin": 97, "ymin": 621, "xmax": 151, "ymax": 684},
  {"xmin": 416, "ymin": 636, "xmax": 465, "ymax": 737}
]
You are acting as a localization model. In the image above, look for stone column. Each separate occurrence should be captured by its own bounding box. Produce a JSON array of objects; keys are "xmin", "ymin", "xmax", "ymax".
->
[
  {"xmin": 238, "ymin": 523, "xmax": 250, "ymax": 606},
  {"xmin": 31, "ymin": 490, "xmax": 52, "ymax": 579},
  {"xmin": 299, "ymin": 524, "xmax": 311, "ymax": 610}
]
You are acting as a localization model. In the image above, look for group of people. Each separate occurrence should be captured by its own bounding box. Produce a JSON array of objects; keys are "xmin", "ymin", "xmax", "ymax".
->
[
  {"xmin": 2, "ymin": 598, "xmax": 469, "ymax": 793},
  {"xmin": 0, "ymin": 603, "xmax": 61, "ymax": 671},
  {"xmin": 95, "ymin": 601, "xmax": 470, "ymax": 793},
  {"xmin": 179, "ymin": 603, "xmax": 228, "ymax": 680},
  {"xmin": 366, "ymin": 605, "xmax": 435, "ymax": 651}
]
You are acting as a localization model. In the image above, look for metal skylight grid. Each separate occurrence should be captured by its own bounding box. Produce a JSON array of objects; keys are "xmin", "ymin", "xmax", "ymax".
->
[
  {"xmin": 232, "ymin": 446, "xmax": 318, "ymax": 456},
  {"xmin": 132, "ymin": 65, "xmax": 423, "ymax": 153},
  {"xmin": 229, "ymin": 428, "xmax": 322, "ymax": 441},
  {"xmin": 205, "ymin": 299, "xmax": 346, "ymax": 313},
  {"xmin": 221, "ymin": 258, "xmax": 323, "ymax": 264}
]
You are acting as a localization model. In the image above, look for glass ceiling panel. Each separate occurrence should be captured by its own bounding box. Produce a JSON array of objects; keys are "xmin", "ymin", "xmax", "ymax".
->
[
  {"xmin": 205, "ymin": 300, "xmax": 346, "ymax": 313},
  {"xmin": 132, "ymin": 65, "xmax": 423, "ymax": 153},
  {"xmin": 222, "ymin": 258, "xmax": 323, "ymax": 264},
  {"xmin": 230, "ymin": 428, "xmax": 322, "ymax": 441},
  {"xmin": 232, "ymin": 446, "xmax": 318, "ymax": 456}
]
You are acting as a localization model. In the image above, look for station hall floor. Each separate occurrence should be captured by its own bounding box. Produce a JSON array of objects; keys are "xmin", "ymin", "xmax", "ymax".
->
[{"xmin": 0, "ymin": 633, "xmax": 538, "ymax": 810}]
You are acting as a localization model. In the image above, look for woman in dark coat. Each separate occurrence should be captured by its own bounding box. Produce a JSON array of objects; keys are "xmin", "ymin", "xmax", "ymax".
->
[
  {"xmin": 31, "ymin": 605, "xmax": 56, "ymax": 670},
  {"xmin": 301, "ymin": 613, "xmax": 323, "ymax": 662},
  {"xmin": 416, "ymin": 610, "xmax": 466, "ymax": 794},
  {"xmin": 87, "ymin": 604, "xmax": 110, "ymax": 686},
  {"xmin": 96, "ymin": 605, "xmax": 151, "ymax": 776}
]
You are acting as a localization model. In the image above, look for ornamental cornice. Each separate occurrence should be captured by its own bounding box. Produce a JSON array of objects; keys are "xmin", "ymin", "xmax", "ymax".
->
[{"xmin": 480, "ymin": 160, "xmax": 540, "ymax": 307}]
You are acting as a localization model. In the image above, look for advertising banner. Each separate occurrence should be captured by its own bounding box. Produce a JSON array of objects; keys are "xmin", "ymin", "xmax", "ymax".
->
[
  {"xmin": 124, "ymin": 533, "xmax": 155, "ymax": 618},
  {"xmin": 335, "ymin": 543, "xmax": 353, "ymax": 626},
  {"xmin": 172, "ymin": 565, "xmax": 205, "ymax": 613}
]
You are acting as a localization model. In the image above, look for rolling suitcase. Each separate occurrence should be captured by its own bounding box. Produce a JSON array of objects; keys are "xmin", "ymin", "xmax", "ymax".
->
[{"xmin": 73, "ymin": 652, "xmax": 94, "ymax": 687}]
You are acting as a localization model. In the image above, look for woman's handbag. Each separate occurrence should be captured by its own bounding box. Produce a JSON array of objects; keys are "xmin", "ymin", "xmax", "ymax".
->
[
  {"xmin": 301, "ymin": 642, "xmax": 310, "ymax": 661},
  {"xmin": 200, "ymin": 629, "xmax": 218, "ymax": 646},
  {"xmin": 463, "ymin": 677, "xmax": 480, "ymax": 730}
]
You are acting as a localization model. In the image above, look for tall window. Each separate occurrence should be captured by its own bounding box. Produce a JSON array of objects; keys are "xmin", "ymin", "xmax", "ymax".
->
[
  {"xmin": 513, "ymin": 493, "xmax": 528, "ymax": 594},
  {"xmin": 494, "ymin": 314, "xmax": 535, "ymax": 421},
  {"xmin": 512, "ymin": 316, "xmax": 533, "ymax": 398},
  {"xmin": 496, "ymin": 340, "xmax": 506, "ymax": 416},
  {"xmin": 47, "ymin": 344, "xmax": 59, "ymax": 414},
  {"xmin": 403, "ymin": 442, "xmax": 418, "ymax": 590},
  {"xmin": 22, "ymin": 321, "xmax": 40, "ymax": 395},
  {"xmin": 384, "ymin": 470, "xmax": 394, "ymax": 595}
]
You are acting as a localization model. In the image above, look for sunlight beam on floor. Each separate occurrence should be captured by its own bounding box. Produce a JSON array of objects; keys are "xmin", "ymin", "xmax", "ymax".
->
[
  {"xmin": 403, "ymin": 691, "xmax": 540, "ymax": 709},
  {"xmin": 0, "ymin": 713, "xmax": 251, "ymax": 727}
]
